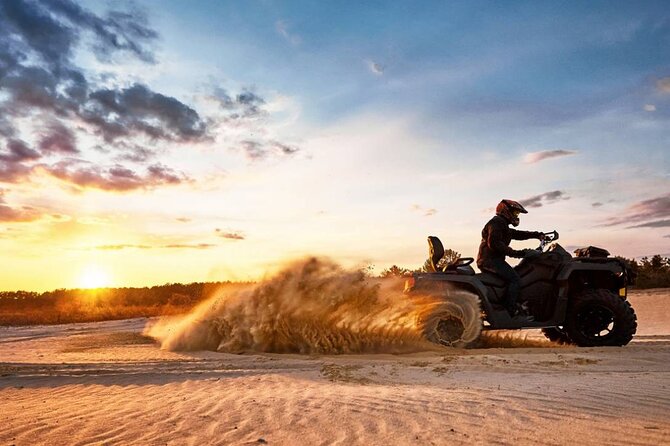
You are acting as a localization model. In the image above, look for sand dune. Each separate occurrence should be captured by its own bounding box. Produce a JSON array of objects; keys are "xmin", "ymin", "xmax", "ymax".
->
[{"xmin": 1, "ymin": 290, "xmax": 669, "ymax": 445}]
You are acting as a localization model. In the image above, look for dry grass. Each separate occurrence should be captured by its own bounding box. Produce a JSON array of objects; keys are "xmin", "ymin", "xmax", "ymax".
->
[{"xmin": 0, "ymin": 304, "xmax": 192, "ymax": 326}]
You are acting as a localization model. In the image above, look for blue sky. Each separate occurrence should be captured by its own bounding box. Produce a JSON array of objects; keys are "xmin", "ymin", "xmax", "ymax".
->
[{"xmin": 0, "ymin": 0, "xmax": 669, "ymax": 290}]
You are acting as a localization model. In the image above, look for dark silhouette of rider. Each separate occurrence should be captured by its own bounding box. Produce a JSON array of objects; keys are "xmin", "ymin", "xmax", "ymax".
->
[{"xmin": 477, "ymin": 199, "xmax": 544, "ymax": 317}]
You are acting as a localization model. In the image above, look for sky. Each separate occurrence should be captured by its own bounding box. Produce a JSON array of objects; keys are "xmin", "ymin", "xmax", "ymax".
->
[{"xmin": 0, "ymin": 0, "xmax": 669, "ymax": 291}]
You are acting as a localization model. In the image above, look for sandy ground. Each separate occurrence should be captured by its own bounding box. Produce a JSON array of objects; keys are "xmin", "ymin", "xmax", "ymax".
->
[{"xmin": 1, "ymin": 290, "xmax": 669, "ymax": 445}]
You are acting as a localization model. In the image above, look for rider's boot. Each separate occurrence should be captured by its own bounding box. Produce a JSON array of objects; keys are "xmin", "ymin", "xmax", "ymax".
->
[{"xmin": 508, "ymin": 303, "xmax": 534, "ymax": 322}]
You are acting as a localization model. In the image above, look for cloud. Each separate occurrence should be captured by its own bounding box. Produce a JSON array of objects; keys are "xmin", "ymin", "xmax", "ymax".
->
[
  {"xmin": 45, "ymin": 160, "xmax": 187, "ymax": 191},
  {"xmin": 0, "ymin": 0, "xmax": 161, "ymax": 125},
  {"xmin": 592, "ymin": 202, "xmax": 603, "ymax": 208},
  {"xmin": 628, "ymin": 219, "xmax": 670, "ymax": 229},
  {"xmin": 0, "ymin": 189, "xmax": 40, "ymax": 222},
  {"xmin": 644, "ymin": 104, "xmax": 657, "ymax": 112},
  {"xmin": 411, "ymin": 204, "xmax": 437, "ymax": 217},
  {"xmin": 112, "ymin": 142, "xmax": 155, "ymax": 163},
  {"xmin": 163, "ymin": 243, "xmax": 215, "ymax": 249},
  {"xmin": 366, "ymin": 60, "xmax": 385, "ymax": 76},
  {"xmin": 0, "ymin": 139, "xmax": 41, "ymax": 163},
  {"xmin": 271, "ymin": 140, "xmax": 299, "ymax": 156},
  {"xmin": 210, "ymin": 87, "xmax": 266, "ymax": 120},
  {"xmin": 523, "ymin": 150, "xmax": 578, "ymax": 164},
  {"xmin": 39, "ymin": 121, "xmax": 78, "ymax": 154},
  {"xmin": 215, "ymin": 228, "xmax": 245, "ymax": 240},
  {"xmin": 33, "ymin": 0, "xmax": 158, "ymax": 63},
  {"xmin": 240, "ymin": 139, "xmax": 299, "ymax": 161},
  {"xmin": 0, "ymin": 139, "xmax": 40, "ymax": 182},
  {"xmin": 604, "ymin": 193, "xmax": 670, "ymax": 227},
  {"xmin": 0, "ymin": 203, "xmax": 40, "ymax": 222},
  {"xmin": 94, "ymin": 243, "xmax": 215, "ymax": 250},
  {"xmin": 520, "ymin": 190, "xmax": 568, "ymax": 208},
  {"xmin": 657, "ymin": 77, "xmax": 670, "ymax": 93},
  {"xmin": 275, "ymin": 20, "xmax": 301, "ymax": 45},
  {"xmin": 95, "ymin": 244, "xmax": 152, "ymax": 250},
  {"xmin": 175, "ymin": 217, "xmax": 191, "ymax": 223},
  {"xmin": 0, "ymin": 0, "xmax": 299, "ymax": 199},
  {"xmin": 0, "ymin": 0, "xmax": 206, "ymax": 192},
  {"xmin": 84, "ymin": 84, "xmax": 207, "ymax": 142}
]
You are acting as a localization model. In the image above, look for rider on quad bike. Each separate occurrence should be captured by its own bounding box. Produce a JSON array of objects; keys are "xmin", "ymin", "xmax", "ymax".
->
[
  {"xmin": 407, "ymin": 207, "xmax": 637, "ymax": 347},
  {"xmin": 477, "ymin": 199, "xmax": 545, "ymax": 319}
]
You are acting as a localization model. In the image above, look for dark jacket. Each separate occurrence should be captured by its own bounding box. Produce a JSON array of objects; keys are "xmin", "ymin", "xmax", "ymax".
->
[{"xmin": 477, "ymin": 215, "xmax": 541, "ymax": 267}]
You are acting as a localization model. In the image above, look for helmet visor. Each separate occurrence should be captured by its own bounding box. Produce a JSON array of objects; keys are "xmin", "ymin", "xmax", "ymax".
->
[{"xmin": 512, "ymin": 209, "xmax": 521, "ymax": 218}]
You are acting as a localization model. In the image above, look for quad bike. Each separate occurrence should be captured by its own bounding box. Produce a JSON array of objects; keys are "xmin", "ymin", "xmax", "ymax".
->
[{"xmin": 405, "ymin": 232, "xmax": 637, "ymax": 347}]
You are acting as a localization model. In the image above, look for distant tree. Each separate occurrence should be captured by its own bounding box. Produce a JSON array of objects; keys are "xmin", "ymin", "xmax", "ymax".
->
[
  {"xmin": 421, "ymin": 248, "xmax": 462, "ymax": 272},
  {"xmin": 650, "ymin": 254, "xmax": 668, "ymax": 270},
  {"xmin": 442, "ymin": 248, "xmax": 461, "ymax": 265},
  {"xmin": 618, "ymin": 255, "xmax": 670, "ymax": 289},
  {"xmin": 168, "ymin": 293, "xmax": 194, "ymax": 306},
  {"xmin": 379, "ymin": 265, "xmax": 412, "ymax": 277}
]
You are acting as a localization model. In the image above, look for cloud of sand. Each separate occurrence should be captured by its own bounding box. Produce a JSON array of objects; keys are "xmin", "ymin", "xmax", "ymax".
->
[{"xmin": 145, "ymin": 257, "xmax": 481, "ymax": 354}]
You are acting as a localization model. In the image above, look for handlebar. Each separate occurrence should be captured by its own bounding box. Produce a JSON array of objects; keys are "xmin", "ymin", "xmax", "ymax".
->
[{"xmin": 538, "ymin": 231, "xmax": 559, "ymax": 251}]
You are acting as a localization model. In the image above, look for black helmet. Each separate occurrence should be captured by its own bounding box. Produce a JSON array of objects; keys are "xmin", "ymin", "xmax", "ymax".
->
[{"xmin": 496, "ymin": 199, "xmax": 527, "ymax": 227}]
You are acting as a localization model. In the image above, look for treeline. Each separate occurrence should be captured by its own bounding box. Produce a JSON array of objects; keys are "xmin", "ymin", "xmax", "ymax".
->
[
  {"xmin": 0, "ymin": 281, "xmax": 249, "ymax": 326},
  {"xmin": 618, "ymin": 255, "xmax": 670, "ymax": 289},
  {"xmin": 379, "ymin": 253, "xmax": 670, "ymax": 290}
]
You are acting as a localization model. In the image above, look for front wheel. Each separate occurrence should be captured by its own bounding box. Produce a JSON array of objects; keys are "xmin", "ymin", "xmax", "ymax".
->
[{"xmin": 564, "ymin": 289, "xmax": 637, "ymax": 347}]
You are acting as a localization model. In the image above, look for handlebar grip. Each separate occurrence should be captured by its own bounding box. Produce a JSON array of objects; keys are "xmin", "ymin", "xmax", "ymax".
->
[{"xmin": 543, "ymin": 231, "xmax": 559, "ymax": 241}]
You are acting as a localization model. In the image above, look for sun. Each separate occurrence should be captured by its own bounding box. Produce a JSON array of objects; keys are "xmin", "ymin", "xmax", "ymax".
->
[{"xmin": 78, "ymin": 265, "xmax": 112, "ymax": 289}]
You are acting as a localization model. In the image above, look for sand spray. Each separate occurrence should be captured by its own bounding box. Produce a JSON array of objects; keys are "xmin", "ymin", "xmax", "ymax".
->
[{"xmin": 145, "ymin": 257, "xmax": 483, "ymax": 354}]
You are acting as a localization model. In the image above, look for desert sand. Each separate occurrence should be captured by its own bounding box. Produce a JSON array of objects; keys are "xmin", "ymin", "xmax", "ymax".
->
[{"xmin": 1, "ymin": 289, "xmax": 669, "ymax": 445}]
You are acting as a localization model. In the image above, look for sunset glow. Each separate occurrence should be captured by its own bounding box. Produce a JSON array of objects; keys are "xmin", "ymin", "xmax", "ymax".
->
[{"xmin": 0, "ymin": 1, "xmax": 668, "ymax": 292}]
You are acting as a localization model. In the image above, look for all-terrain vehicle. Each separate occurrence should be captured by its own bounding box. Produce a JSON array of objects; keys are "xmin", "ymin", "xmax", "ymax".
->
[{"xmin": 405, "ymin": 232, "xmax": 638, "ymax": 347}]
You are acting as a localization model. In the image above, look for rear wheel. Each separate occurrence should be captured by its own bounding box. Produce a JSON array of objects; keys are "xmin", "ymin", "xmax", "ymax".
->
[
  {"xmin": 421, "ymin": 290, "xmax": 482, "ymax": 348},
  {"xmin": 564, "ymin": 289, "xmax": 637, "ymax": 347},
  {"xmin": 541, "ymin": 327, "xmax": 572, "ymax": 345},
  {"xmin": 428, "ymin": 316, "xmax": 466, "ymax": 347}
]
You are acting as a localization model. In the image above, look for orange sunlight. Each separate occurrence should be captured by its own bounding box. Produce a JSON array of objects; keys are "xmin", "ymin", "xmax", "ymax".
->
[{"xmin": 78, "ymin": 264, "xmax": 113, "ymax": 289}]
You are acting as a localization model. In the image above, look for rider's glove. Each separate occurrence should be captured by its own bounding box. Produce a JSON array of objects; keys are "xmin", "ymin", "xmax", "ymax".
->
[{"xmin": 523, "ymin": 249, "xmax": 541, "ymax": 258}]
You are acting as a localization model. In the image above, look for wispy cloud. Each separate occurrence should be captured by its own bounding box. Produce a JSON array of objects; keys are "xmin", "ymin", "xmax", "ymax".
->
[
  {"xmin": 0, "ymin": 189, "xmax": 41, "ymax": 222},
  {"xmin": 209, "ymin": 87, "xmax": 267, "ymax": 120},
  {"xmin": 521, "ymin": 190, "xmax": 569, "ymax": 208},
  {"xmin": 365, "ymin": 59, "xmax": 385, "ymax": 76},
  {"xmin": 164, "ymin": 243, "xmax": 216, "ymax": 249},
  {"xmin": 240, "ymin": 140, "xmax": 299, "ymax": 161},
  {"xmin": 411, "ymin": 204, "xmax": 437, "ymax": 217},
  {"xmin": 592, "ymin": 202, "xmax": 603, "ymax": 208},
  {"xmin": 628, "ymin": 219, "xmax": 670, "ymax": 229},
  {"xmin": 45, "ymin": 161, "xmax": 187, "ymax": 192},
  {"xmin": 95, "ymin": 244, "xmax": 152, "ymax": 250},
  {"xmin": 523, "ymin": 150, "xmax": 578, "ymax": 164},
  {"xmin": 215, "ymin": 228, "xmax": 245, "ymax": 240},
  {"xmin": 604, "ymin": 193, "xmax": 670, "ymax": 227},
  {"xmin": 275, "ymin": 20, "xmax": 301, "ymax": 45},
  {"xmin": 95, "ymin": 243, "xmax": 215, "ymax": 250}
]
